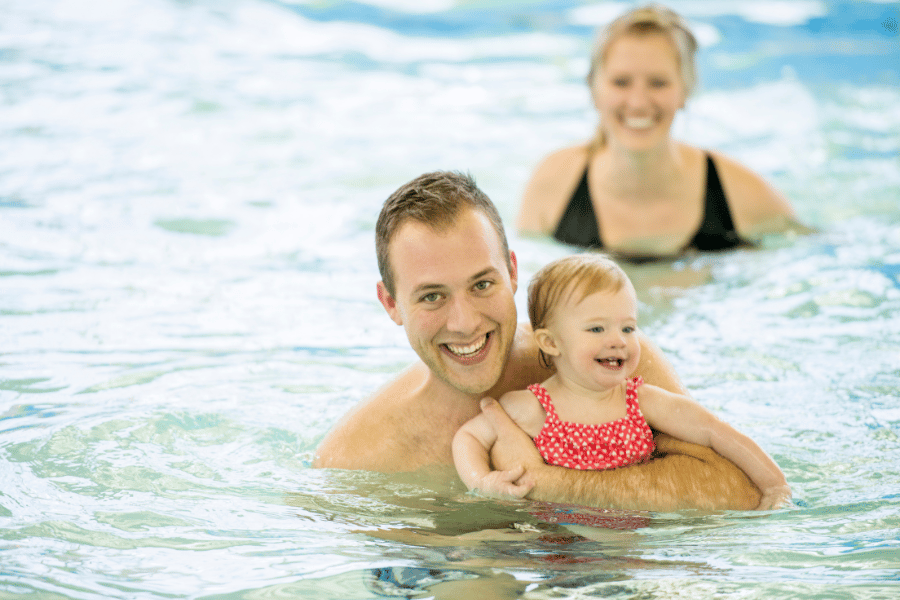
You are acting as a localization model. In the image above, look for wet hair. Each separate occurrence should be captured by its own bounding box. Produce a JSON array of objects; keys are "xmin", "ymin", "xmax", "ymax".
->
[
  {"xmin": 528, "ymin": 253, "xmax": 633, "ymax": 369},
  {"xmin": 375, "ymin": 171, "xmax": 511, "ymax": 297},
  {"xmin": 587, "ymin": 4, "xmax": 699, "ymax": 150}
]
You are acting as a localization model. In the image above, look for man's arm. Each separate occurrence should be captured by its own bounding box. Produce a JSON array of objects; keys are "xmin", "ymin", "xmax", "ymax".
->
[{"xmin": 482, "ymin": 398, "xmax": 761, "ymax": 511}]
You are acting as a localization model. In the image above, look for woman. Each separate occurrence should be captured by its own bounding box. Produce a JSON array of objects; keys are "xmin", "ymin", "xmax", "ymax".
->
[{"xmin": 517, "ymin": 4, "xmax": 804, "ymax": 260}]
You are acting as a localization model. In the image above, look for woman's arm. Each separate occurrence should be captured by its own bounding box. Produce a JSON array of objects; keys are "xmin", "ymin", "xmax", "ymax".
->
[{"xmin": 639, "ymin": 385, "xmax": 791, "ymax": 509}]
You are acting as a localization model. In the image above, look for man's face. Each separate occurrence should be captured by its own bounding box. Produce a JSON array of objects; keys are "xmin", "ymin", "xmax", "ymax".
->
[{"xmin": 377, "ymin": 209, "xmax": 518, "ymax": 396}]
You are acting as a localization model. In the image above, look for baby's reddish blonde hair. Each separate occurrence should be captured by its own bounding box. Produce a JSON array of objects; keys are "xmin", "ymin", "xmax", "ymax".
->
[{"xmin": 528, "ymin": 254, "xmax": 633, "ymax": 368}]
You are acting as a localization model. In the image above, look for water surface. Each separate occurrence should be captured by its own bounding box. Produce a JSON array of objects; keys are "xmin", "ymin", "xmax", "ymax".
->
[{"xmin": 1, "ymin": 0, "xmax": 899, "ymax": 598}]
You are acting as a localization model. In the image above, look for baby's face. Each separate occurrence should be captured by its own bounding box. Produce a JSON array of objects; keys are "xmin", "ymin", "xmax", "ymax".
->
[{"xmin": 548, "ymin": 285, "xmax": 641, "ymax": 390}]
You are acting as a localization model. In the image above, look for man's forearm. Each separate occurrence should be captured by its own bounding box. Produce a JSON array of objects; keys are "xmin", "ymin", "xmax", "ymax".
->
[
  {"xmin": 527, "ymin": 436, "xmax": 762, "ymax": 511},
  {"xmin": 526, "ymin": 460, "xmax": 667, "ymax": 510}
]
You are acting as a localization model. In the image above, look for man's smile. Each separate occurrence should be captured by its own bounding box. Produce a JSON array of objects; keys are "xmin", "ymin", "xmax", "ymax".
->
[{"xmin": 442, "ymin": 332, "xmax": 491, "ymax": 363}]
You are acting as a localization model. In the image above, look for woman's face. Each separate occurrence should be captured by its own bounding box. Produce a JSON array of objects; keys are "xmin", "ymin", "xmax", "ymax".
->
[{"xmin": 591, "ymin": 33, "xmax": 686, "ymax": 151}]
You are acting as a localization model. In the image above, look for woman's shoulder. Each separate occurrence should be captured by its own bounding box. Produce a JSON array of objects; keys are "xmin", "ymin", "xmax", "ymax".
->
[
  {"xmin": 705, "ymin": 149, "xmax": 800, "ymax": 236},
  {"xmin": 517, "ymin": 143, "xmax": 592, "ymax": 234},
  {"xmin": 529, "ymin": 144, "xmax": 594, "ymax": 189},
  {"xmin": 706, "ymin": 149, "xmax": 771, "ymax": 190},
  {"xmin": 538, "ymin": 143, "xmax": 592, "ymax": 168}
]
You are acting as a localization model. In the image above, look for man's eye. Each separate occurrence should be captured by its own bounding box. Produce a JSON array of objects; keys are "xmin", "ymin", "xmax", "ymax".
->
[
  {"xmin": 421, "ymin": 293, "xmax": 441, "ymax": 303},
  {"xmin": 474, "ymin": 280, "xmax": 492, "ymax": 292}
]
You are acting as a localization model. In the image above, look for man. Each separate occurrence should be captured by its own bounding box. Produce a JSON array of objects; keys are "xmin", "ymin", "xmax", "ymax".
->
[{"xmin": 314, "ymin": 171, "xmax": 760, "ymax": 511}]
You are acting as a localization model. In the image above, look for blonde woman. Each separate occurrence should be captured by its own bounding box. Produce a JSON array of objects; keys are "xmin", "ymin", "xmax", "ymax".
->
[{"xmin": 517, "ymin": 4, "xmax": 804, "ymax": 259}]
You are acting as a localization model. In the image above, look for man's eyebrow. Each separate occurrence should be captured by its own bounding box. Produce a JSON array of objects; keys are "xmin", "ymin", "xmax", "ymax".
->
[
  {"xmin": 411, "ymin": 282, "xmax": 446, "ymax": 295},
  {"xmin": 470, "ymin": 267, "xmax": 499, "ymax": 282},
  {"xmin": 413, "ymin": 283, "xmax": 446, "ymax": 292}
]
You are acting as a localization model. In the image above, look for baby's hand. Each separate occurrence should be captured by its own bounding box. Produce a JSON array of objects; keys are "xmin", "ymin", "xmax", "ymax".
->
[
  {"xmin": 474, "ymin": 465, "xmax": 534, "ymax": 500},
  {"xmin": 755, "ymin": 484, "xmax": 793, "ymax": 510}
]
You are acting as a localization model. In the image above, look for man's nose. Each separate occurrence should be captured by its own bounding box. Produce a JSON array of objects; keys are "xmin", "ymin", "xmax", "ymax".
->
[{"xmin": 446, "ymin": 295, "xmax": 480, "ymax": 334}]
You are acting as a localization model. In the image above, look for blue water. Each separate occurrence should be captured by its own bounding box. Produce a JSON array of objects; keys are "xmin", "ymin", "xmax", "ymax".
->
[{"xmin": 1, "ymin": 0, "xmax": 898, "ymax": 598}]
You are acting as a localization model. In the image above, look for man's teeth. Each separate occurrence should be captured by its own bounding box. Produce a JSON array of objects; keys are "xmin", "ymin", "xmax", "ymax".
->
[{"xmin": 447, "ymin": 335, "xmax": 487, "ymax": 356}]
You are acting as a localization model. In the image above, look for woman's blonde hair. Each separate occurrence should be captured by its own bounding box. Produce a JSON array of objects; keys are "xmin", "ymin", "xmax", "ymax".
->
[
  {"xmin": 587, "ymin": 4, "xmax": 699, "ymax": 151},
  {"xmin": 528, "ymin": 254, "xmax": 633, "ymax": 369}
]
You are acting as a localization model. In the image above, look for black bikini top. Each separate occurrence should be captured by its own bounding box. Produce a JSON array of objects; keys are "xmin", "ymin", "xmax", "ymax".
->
[{"xmin": 552, "ymin": 154, "xmax": 748, "ymax": 256}]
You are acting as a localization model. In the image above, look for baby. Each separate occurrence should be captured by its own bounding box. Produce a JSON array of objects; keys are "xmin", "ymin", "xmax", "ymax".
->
[{"xmin": 453, "ymin": 254, "xmax": 791, "ymax": 510}]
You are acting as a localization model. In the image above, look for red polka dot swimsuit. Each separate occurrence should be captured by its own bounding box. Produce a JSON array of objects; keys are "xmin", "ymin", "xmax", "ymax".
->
[{"xmin": 530, "ymin": 376, "xmax": 655, "ymax": 471}]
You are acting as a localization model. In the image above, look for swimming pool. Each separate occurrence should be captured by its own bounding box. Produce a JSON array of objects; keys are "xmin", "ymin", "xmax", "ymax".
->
[{"xmin": 1, "ymin": 0, "xmax": 898, "ymax": 597}]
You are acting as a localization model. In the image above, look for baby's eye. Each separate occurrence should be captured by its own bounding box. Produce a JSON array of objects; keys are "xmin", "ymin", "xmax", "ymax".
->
[
  {"xmin": 623, "ymin": 326, "xmax": 636, "ymax": 334},
  {"xmin": 589, "ymin": 326, "xmax": 605, "ymax": 333},
  {"xmin": 649, "ymin": 78, "xmax": 670, "ymax": 88}
]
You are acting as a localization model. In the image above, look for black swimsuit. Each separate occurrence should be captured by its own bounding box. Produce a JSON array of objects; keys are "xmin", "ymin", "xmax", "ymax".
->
[{"xmin": 552, "ymin": 154, "xmax": 748, "ymax": 255}]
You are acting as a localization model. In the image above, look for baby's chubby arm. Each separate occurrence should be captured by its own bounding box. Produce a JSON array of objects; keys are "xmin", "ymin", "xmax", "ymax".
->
[
  {"xmin": 452, "ymin": 391, "xmax": 545, "ymax": 499},
  {"xmin": 638, "ymin": 385, "xmax": 791, "ymax": 510}
]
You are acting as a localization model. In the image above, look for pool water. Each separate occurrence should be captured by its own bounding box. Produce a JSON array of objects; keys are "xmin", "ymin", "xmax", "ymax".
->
[{"xmin": 1, "ymin": 0, "xmax": 898, "ymax": 598}]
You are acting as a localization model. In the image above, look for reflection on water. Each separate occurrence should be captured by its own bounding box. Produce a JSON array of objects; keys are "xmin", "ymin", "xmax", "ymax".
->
[{"xmin": 1, "ymin": 0, "xmax": 899, "ymax": 598}]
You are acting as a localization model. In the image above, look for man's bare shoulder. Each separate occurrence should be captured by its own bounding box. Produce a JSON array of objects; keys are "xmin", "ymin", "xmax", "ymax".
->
[{"xmin": 313, "ymin": 364, "xmax": 427, "ymax": 471}]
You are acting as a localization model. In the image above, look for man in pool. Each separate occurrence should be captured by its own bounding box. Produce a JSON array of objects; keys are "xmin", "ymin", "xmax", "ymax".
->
[{"xmin": 314, "ymin": 170, "xmax": 760, "ymax": 511}]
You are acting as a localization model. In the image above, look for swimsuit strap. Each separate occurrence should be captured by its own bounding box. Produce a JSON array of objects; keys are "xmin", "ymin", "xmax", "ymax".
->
[
  {"xmin": 552, "ymin": 165, "xmax": 602, "ymax": 248},
  {"xmin": 527, "ymin": 383, "xmax": 559, "ymax": 422},
  {"xmin": 624, "ymin": 376, "xmax": 644, "ymax": 417},
  {"xmin": 687, "ymin": 154, "xmax": 745, "ymax": 251}
]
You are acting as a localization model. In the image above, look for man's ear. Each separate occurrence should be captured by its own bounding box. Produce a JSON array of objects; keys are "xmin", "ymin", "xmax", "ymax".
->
[
  {"xmin": 376, "ymin": 281, "xmax": 403, "ymax": 326},
  {"xmin": 508, "ymin": 250, "xmax": 519, "ymax": 293},
  {"xmin": 534, "ymin": 328, "xmax": 560, "ymax": 357}
]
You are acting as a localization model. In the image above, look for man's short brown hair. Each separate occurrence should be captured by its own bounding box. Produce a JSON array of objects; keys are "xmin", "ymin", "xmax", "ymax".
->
[{"xmin": 375, "ymin": 171, "xmax": 511, "ymax": 297}]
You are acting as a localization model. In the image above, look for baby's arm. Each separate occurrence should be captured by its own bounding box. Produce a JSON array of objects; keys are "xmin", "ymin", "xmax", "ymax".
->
[
  {"xmin": 453, "ymin": 391, "xmax": 542, "ymax": 499},
  {"xmin": 639, "ymin": 386, "xmax": 791, "ymax": 510}
]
